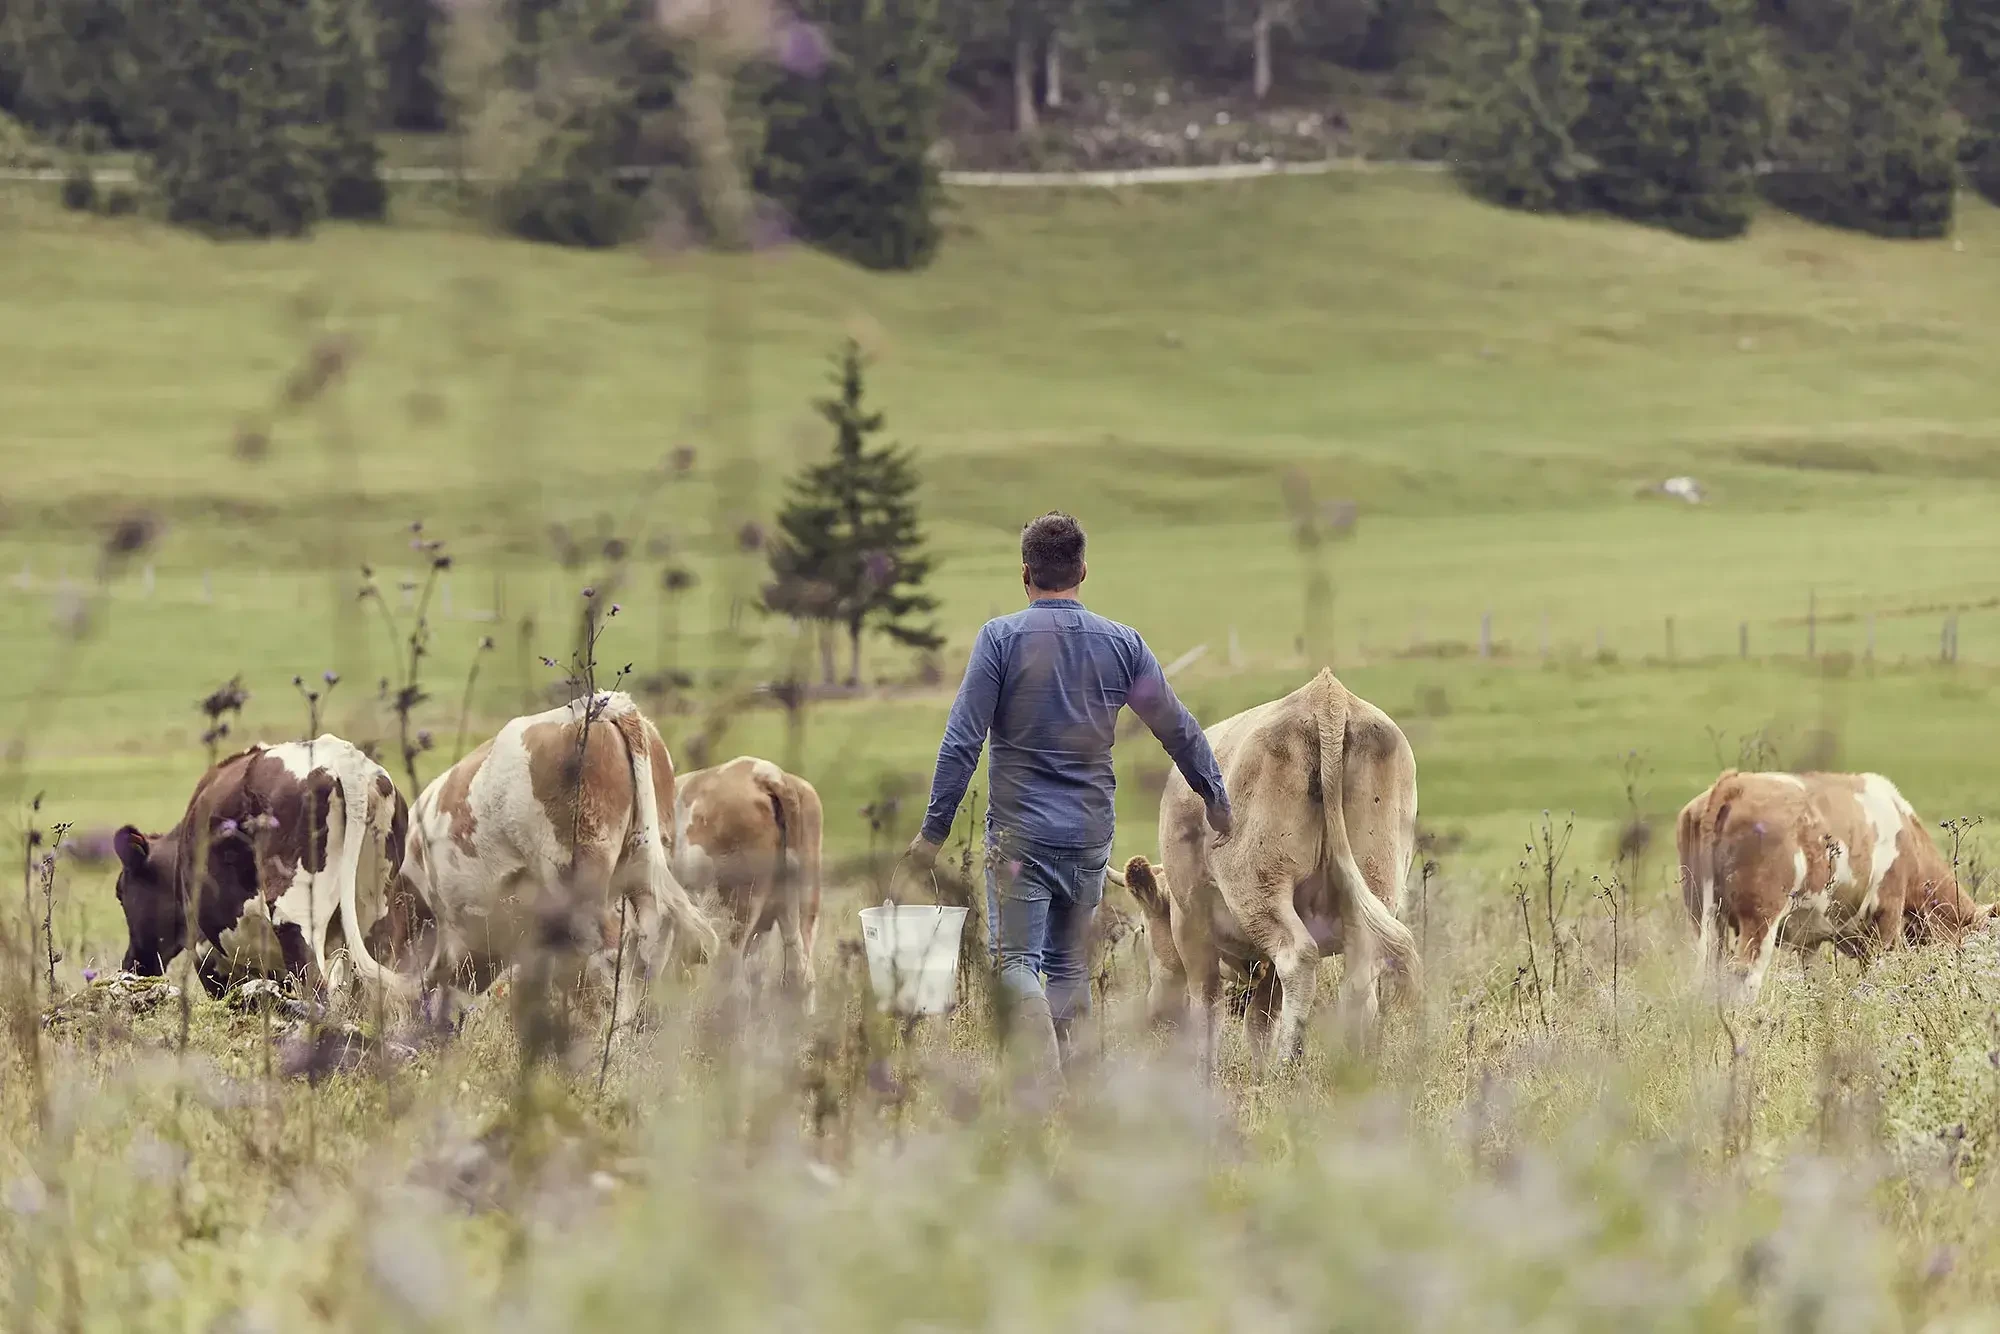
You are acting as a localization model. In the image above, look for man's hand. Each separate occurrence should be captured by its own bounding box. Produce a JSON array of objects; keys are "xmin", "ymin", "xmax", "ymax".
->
[
  {"xmin": 1206, "ymin": 801, "xmax": 1234, "ymax": 849},
  {"xmin": 904, "ymin": 835, "xmax": 942, "ymax": 871},
  {"xmin": 896, "ymin": 835, "xmax": 943, "ymax": 900}
]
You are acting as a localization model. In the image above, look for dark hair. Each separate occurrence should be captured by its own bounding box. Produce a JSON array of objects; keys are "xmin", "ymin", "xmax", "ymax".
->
[{"xmin": 1021, "ymin": 511, "xmax": 1085, "ymax": 591}]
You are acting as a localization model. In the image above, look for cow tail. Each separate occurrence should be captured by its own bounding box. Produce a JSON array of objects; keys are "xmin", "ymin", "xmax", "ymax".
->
[
  {"xmin": 754, "ymin": 765, "xmax": 823, "ymax": 982},
  {"xmin": 1122, "ymin": 855, "xmax": 1171, "ymax": 922},
  {"xmin": 753, "ymin": 764, "xmax": 804, "ymax": 900},
  {"xmin": 1687, "ymin": 773, "xmax": 1737, "ymax": 966},
  {"xmin": 607, "ymin": 702, "xmax": 719, "ymax": 964},
  {"xmin": 332, "ymin": 752, "xmax": 416, "ymax": 997},
  {"xmin": 1121, "ymin": 856, "xmax": 1182, "ymax": 975},
  {"xmin": 1314, "ymin": 669, "xmax": 1424, "ymax": 998}
]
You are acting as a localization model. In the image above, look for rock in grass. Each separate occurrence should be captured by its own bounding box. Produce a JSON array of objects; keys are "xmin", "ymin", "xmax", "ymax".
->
[{"xmin": 41, "ymin": 972, "xmax": 181, "ymax": 1029}]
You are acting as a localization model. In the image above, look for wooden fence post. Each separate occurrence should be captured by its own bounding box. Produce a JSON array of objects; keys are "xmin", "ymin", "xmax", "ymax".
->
[
  {"xmin": 1807, "ymin": 589, "xmax": 1816, "ymax": 659},
  {"xmin": 1665, "ymin": 616, "xmax": 1675, "ymax": 663},
  {"xmin": 1479, "ymin": 610, "xmax": 1492, "ymax": 660},
  {"xmin": 1739, "ymin": 621, "xmax": 1748, "ymax": 660}
]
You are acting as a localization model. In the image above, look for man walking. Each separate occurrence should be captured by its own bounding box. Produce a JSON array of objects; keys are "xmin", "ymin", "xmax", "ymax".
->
[{"xmin": 907, "ymin": 512, "xmax": 1233, "ymax": 1080}]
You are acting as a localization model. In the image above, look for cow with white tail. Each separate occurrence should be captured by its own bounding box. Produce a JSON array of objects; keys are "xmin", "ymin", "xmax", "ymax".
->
[
  {"xmin": 1676, "ymin": 769, "xmax": 1997, "ymax": 1005},
  {"xmin": 397, "ymin": 691, "xmax": 720, "ymax": 1029},
  {"xmin": 110, "ymin": 734, "xmax": 416, "ymax": 1001},
  {"xmin": 1113, "ymin": 669, "xmax": 1423, "ymax": 1075}
]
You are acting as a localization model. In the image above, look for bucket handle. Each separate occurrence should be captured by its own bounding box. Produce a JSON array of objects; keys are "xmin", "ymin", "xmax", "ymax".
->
[{"xmin": 876, "ymin": 875, "xmax": 962, "ymax": 964}]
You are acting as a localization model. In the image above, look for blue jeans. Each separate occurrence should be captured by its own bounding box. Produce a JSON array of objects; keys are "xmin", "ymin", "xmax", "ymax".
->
[{"xmin": 984, "ymin": 832, "xmax": 1111, "ymax": 1024}]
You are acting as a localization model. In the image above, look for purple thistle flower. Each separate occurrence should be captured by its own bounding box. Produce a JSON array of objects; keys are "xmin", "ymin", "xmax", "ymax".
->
[
  {"xmin": 610, "ymin": 603, "xmax": 623, "ymax": 616},
  {"xmin": 582, "ymin": 586, "xmax": 596, "ymax": 599},
  {"xmin": 81, "ymin": 967, "xmax": 97, "ymax": 984},
  {"xmin": 323, "ymin": 671, "xmax": 339, "ymax": 686},
  {"xmin": 217, "ymin": 818, "xmax": 240, "ymax": 837},
  {"xmin": 772, "ymin": 16, "xmax": 830, "ymax": 77}
]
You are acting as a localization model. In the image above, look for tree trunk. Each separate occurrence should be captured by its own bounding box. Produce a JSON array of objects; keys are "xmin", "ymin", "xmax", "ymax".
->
[
  {"xmin": 1044, "ymin": 37, "xmax": 1063, "ymax": 110},
  {"xmin": 819, "ymin": 627, "xmax": 837, "ymax": 688},
  {"xmin": 1252, "ymin": 2, "xmax": 1273, "ymax": 102},
  {"xmin": 847, "ymin": 622, "xmax": 864, "ymax": 688},
  {"xmin": 1013, "ymin": 35, "xmax": 1039, "ymax": 135}
]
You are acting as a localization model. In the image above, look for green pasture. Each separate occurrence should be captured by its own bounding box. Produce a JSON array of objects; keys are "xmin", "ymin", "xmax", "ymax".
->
[
  {"xmin": 8, "ymin": 169, "xmax": 2000, "ymax": 951},
  {"xmin": 20, "ymin": 157, "xmax": 2000, "ymax": 1331}
]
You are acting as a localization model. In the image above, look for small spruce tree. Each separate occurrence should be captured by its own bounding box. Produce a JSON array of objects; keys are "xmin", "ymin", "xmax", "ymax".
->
[
  {"xmin": 758, "ymin": 0, "xmax": 953, "ymax": 271},
  {"xmin": 1764, "ymin": 0, "xmax": 1958, "ymax": 238},
  {"xmin": 764, "ymin": 340, "xmax": 942, "ymax": 687}
]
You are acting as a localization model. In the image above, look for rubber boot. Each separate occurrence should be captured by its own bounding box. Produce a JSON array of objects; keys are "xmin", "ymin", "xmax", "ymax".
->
[
  {"xmin": 1053, "ymin": 1014, "xmax": 1096, "ymax": 1080},
  {"xmin": 1005, "ymin": 989, "xmax": 1066, "ymax": 1099}
]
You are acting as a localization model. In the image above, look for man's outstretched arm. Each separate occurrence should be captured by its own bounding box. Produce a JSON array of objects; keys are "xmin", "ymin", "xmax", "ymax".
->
[
  {"xmin": 1126, "ymin": 640, "xmax": 1233, "ymax": 836},
  {"xmin": 915, "ymin": 623, "xmax": 1005, "ymax": 854}
]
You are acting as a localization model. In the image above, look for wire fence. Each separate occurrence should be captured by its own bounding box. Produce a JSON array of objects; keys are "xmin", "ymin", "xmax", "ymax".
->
[{"xmin": 11, "ymin": 559, "xmax": 1995, "ymax": 677}]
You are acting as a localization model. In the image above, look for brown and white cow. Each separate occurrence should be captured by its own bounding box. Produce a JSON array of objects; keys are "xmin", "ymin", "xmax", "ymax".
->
[
  {"xmin": 1114, "ymin": 669, "xmax": 1422, "ymax": 1075},
  {"xmin": 399, "ymin": 691, "xmax": 719, "ymax": 1026},
  {"xmin": 111, "ymin": 735, "xmax": 413, "ymax": 999},
  {"xmin": 670, "ymin": 756, "xmax": 823, "ymax": 1014},
  {"xmin": 1676, "ymin": 769, "xmax": 1996, "ymax": 1004}
]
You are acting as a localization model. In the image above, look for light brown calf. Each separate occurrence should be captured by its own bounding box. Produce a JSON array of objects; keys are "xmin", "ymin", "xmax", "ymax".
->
[
  {"xmin": 670, "ymin": 756, "xmax": 824, "ymax": 1013},
  {"xmin": 1117, "ymin": 669, "xmax": 1422, "ymax": 1075},
  {"xmin": 1676, "ymin": 769, "xmax": 1995, "ymax": 1003}
]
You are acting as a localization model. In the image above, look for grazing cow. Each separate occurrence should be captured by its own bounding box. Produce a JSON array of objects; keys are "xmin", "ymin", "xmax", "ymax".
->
[
  {"xmin": 110, "ymin": 735, "xmax": 413, "ymax": 999},
  {"xmin": 1115, "ymin": 668, "xmax": 1422, "ymax": 1073},
  {"xmin": 670, "ymin": 756, "xmax": 823, "ymax": 1013},
  {"xmin": 399, "ymin": 691, "xmax": 719, "ymax": 1025},
  {"xmin": 1676, "ymin": 769, "xmax": 1996, "ymax": 1004}
]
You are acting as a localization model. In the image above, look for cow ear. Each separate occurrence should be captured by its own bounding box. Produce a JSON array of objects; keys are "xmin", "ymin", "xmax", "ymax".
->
[{"xmin": 112, "ymin": 826, "xmax": 150, "ymax": 875}]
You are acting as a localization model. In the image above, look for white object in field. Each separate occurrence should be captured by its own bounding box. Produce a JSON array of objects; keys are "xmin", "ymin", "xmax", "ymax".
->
[
  {"xmin": 859, "ymin": 903, "xmax": 969, "ymax": 1015},
  {"xmin": 1661, "ymin": 476, "xmax": 1705, "ymax": 504}
]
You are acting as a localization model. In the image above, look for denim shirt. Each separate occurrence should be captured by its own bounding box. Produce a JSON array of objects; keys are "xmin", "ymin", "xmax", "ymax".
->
[{"xmin": 919, "ymin": 598, "xmax": 1231, "ymax": 850}]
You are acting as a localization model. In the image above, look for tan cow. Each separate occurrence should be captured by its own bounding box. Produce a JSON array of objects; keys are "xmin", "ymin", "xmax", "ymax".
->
[
  {"xmin": 670, "ymin": 756, "xmax": 824, "ymax": 1014},
  {"xmin": 399, "ymin": 691, "xmax": 719, "ymax": 1026},
  {"xmin": 1676, "ymin": 769, "xmax": 1996, "ymax": 1004},
  {"xmin": 1116, "ymin": 669, "xmax": 1422, "ymax": 1074}
]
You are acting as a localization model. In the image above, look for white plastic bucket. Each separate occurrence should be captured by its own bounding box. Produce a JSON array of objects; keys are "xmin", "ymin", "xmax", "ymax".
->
[{"xmin": 858, "ymin": 903, "xmax": 969, "ymax": 1015}]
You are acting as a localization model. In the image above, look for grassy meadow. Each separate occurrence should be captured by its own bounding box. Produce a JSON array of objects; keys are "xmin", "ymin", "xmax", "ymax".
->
[{"xmin": 8, "ymin": 169, "xmax": 2000, "ymax": 1327}]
